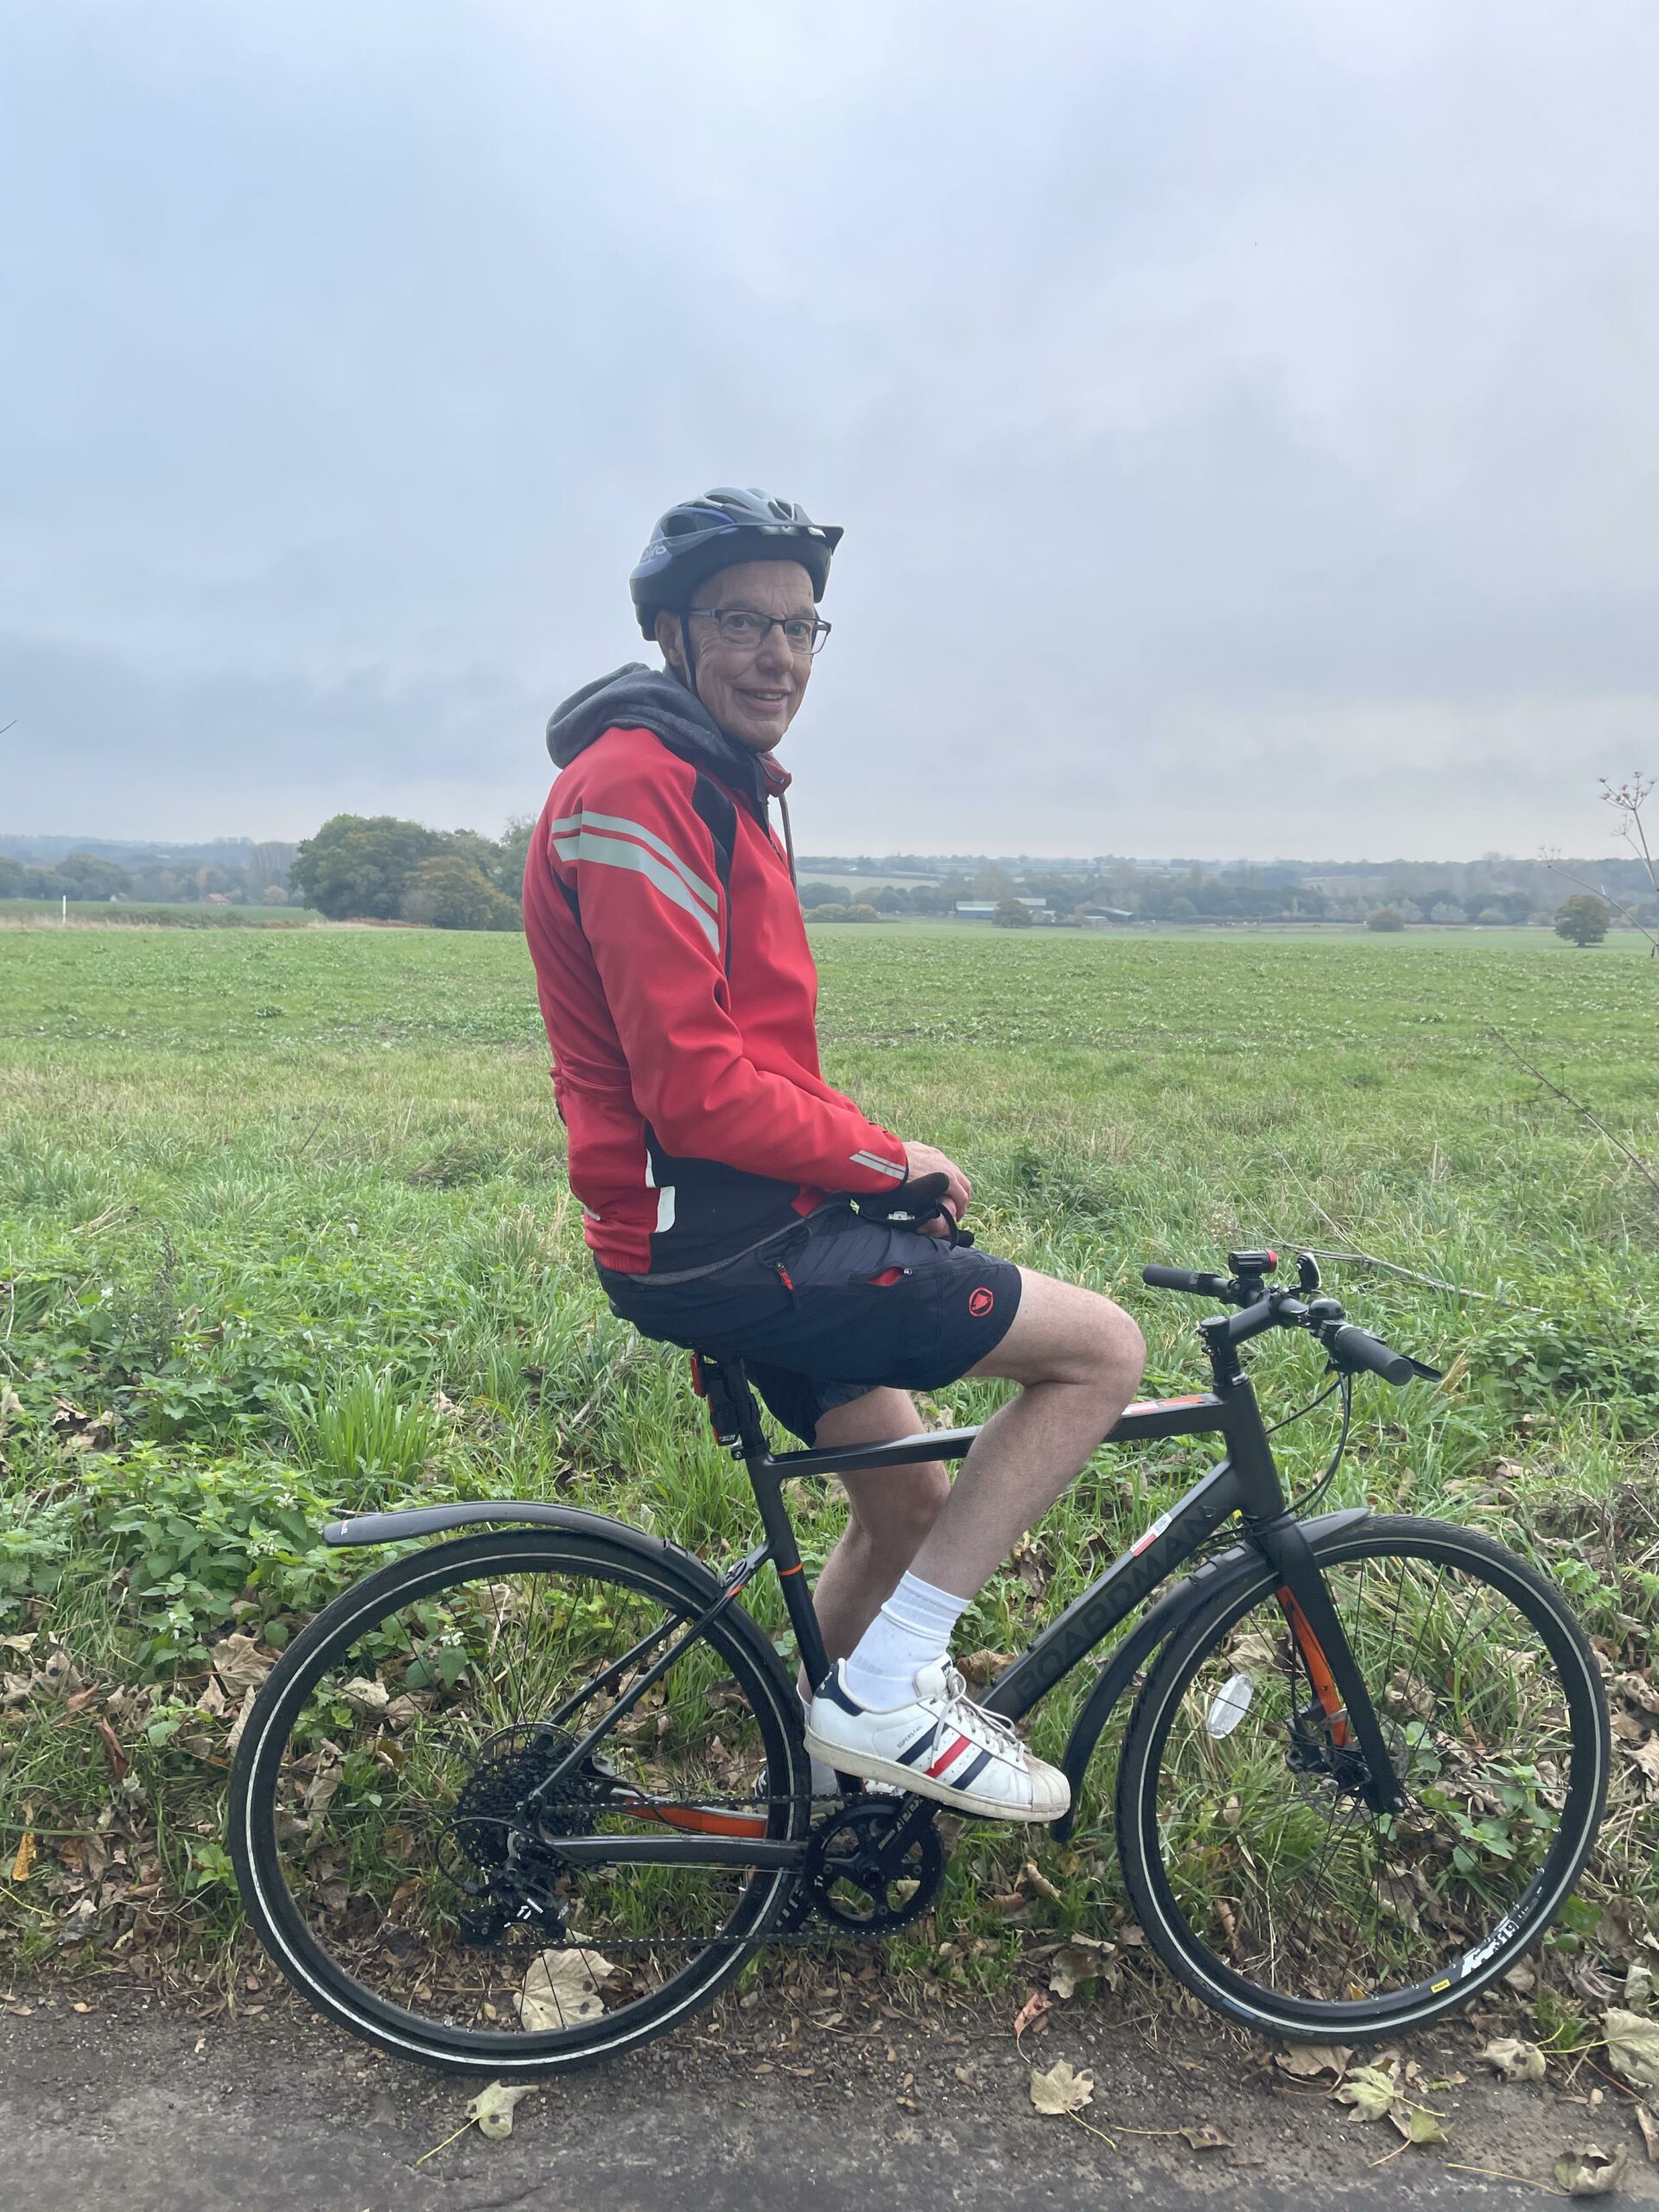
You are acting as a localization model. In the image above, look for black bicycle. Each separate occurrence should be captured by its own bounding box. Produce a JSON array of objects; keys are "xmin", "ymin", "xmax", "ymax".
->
[{"xmin": 230, "ymin": 1233, "xmax": 1609, "ymax": 2076}]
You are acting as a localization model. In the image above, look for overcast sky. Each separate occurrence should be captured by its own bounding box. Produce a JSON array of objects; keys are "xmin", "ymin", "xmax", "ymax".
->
[{"xmin": 3, "ymin": 2, "xmax": 1656, "ymax": 861}]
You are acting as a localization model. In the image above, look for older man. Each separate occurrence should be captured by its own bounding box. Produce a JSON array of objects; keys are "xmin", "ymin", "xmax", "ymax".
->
[{"xmin": 523, "ymin": 487, "xmax": 1146, "ymax": 1820}]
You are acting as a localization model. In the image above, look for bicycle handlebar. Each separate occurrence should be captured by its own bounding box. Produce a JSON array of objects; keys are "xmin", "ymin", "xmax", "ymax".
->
[
  {"xmin": 1141, "ymin": 1254, "xmax": 1438, "ymax": 1389},
  {"xmin": 1141, "ymin": 1265, "xmax": 1230, "ymax": 1298}
]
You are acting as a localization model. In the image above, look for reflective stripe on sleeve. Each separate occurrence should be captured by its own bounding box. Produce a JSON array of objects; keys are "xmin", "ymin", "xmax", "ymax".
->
[
  {"xmin": 849, "ymin": 1148, "xmax": 906, "ymax": 1180},
  {"xmin": 552, "ymin": 830, "xmax": 720, "ymax": 951},
  {"xmin": 550, "ymin": 810, "xmax": 719, "ymax": 914}
]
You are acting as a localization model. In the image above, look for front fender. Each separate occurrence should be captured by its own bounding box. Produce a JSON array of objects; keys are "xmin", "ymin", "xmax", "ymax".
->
[{"xmin": 1051, "ymin": 1505, "xmax": 1370, "ymax": 1840}]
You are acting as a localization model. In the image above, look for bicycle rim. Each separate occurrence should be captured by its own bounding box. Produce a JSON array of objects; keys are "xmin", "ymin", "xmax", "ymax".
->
[
  {"xmin": 1117, "ymin": 1517, "xmax": 1608, "ymax": 2039},
  {"xmin": 231, "ymin": 1532, "xmax": 807, "ymax": 2073}
]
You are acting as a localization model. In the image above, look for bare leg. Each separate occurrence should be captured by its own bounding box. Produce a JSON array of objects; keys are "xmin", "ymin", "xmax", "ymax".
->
[
  {"xmin": 798, "ymin": 1388, "xmax": 950, "ymax": 1694},
  {"xmin": 906, "ymin": 1270, "xmax": 1146, "ymax": 1599}
]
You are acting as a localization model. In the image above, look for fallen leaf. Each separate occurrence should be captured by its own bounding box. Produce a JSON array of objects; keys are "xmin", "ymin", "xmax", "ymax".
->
[
  {"xmin": 1048, "ymin": 1944, "xmax": 1109, "ymax": 2001},
  {"xmin": 1030, "ymin": 2059, "xmax": 1094, "ymax": 2116},
  {"xmin": 467, "ymin": 2080, "xmax": 536, "ymax": 2142},
  {"xmin": 211, "ymin": 1635, "xmax": 274, "ymax": 1699},
  {"xmin": 10, "ymin": 1826, "xmax": 37, "ymax": 1883},
  {"xmin": 1179, "ymin": 2124, "xmax": 1231, "ymax": 2152},
  {"xmin": 1337, "ymin": 2064, "xmax": 1402, "ymax": 2122},
  {"xmin": 1627, "ymin": 1960, "xmax": 1655, "ymax": 2012},
  {"xmin": 517, "ymin": 1946, "xmax": 613, "ymax": 2031},
  {"xmin": 1478, "ymin": 2037, "xmax": 1548, "ymax": 2084},
  {"xmin": 1553, "ymin": 2142, "xmax": 1627, "ymax": 2197},
  {"xmin": 338, "ymin": 1676, "xmax": 391, "ymax": 1717},
  {"xmin": 1391, "ymin": 2106, "xmax": 1447, "ymax": 2145},
  {"xmin": 1605, "ymin": 2008, "xmax": 1659, "ymax": 2092},
  {"xmin": 1635, "ymin": 2105, "xmax": 1659, "ymax": 2164},
  {"xmin": 1013, "ymin": 1990, "xmax": 1052, "ymax": 2038},
  {"xmin": 225, "ymin": 1686, "xmax": 258, "ymax": 1757},
  {"xmin": 1274, "ymin": 2044, "xmax": 1351, "ymax": 2081}
]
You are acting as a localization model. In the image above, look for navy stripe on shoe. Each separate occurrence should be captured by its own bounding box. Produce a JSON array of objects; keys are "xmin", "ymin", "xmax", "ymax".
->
[
  {"xmin": 894, "ymin": 1729, "xmax": 936, "ymax": 1768},
  {"xmin": 816, "ymin": 1666, "xmax": 866, "ymax": 1715},
  {"xmin": 951, "ymin": 1747, "xmax": 993, "ymax": 1791}
]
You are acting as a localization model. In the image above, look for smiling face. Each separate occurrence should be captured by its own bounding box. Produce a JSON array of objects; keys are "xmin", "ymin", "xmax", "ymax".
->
[{"xmin": 654, "ymin": 558, "xmax": 817, "ymax": 752}]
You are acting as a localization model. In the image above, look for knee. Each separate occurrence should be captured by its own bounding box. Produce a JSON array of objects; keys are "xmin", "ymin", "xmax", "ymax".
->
[
  {"xmin": 850, "ymin": 1466, "xmax": 949, "ymax": 1561},
  {"xmin": 1062, "ymin": 1295, "xmax": 1146, "ymax": 1395}
]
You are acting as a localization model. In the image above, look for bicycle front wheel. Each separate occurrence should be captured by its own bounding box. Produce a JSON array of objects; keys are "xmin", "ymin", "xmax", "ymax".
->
[
  {"xmin": 231, "ymin": 1528, "xmax": 808, "ymax": 2075},
  {"xmin": 1116, "ymin": 1516, "xmax": 1608, "ymax": 2042}
]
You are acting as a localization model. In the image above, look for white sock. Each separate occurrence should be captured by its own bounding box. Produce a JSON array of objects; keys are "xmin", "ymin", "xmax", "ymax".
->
[{"xmin": 840, "ymin": 1572, "xmax": 970, "ymax": 1711}]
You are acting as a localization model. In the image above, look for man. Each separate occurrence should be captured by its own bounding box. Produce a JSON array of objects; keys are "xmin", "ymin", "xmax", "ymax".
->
[{"xmin": 524, "ymin": 487, "xmax": 1146, "ymax": 1821}]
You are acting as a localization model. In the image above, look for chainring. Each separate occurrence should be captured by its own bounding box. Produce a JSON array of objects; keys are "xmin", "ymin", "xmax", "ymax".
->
[{"xmin": 804, "ymin": 1796, "xmax": 945, "ymax": 1935}]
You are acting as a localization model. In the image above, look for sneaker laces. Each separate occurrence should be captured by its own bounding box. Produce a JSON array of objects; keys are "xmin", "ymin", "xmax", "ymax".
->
[{"xmin": 932, "ymin": 1663, "xmax": 1029, "ymax": 1767}]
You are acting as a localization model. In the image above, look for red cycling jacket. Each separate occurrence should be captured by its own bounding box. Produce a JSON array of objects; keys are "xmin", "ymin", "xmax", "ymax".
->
[{"xmin": 523, "ymin": 667, "xmax": 907, "ymax": 1274}]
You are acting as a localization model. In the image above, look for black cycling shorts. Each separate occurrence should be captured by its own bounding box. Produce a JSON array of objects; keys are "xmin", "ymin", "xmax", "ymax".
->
[{"xmin": 597, "ymin": 1205, "xmax": 1022, "ymax": 1446}]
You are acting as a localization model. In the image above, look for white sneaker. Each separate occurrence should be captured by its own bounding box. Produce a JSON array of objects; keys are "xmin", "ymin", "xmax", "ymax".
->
[{"xmin": 804, "ymin": 1659, "xmax": 1071, "ymax": 1822}]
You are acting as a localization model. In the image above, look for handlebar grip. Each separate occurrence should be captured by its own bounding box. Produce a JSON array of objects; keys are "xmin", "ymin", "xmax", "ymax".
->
[
  {"xmin": 860, "ymin": 1171, "xmax": 950, "ymax": 1221},
  {"xmin": 1142, "ymin": 1265, "xmax": 1224, "ymax": 1296},
  {"xmin": 1329, "ymin": 1324, "xmax": 1415, "ymax": 1387}
]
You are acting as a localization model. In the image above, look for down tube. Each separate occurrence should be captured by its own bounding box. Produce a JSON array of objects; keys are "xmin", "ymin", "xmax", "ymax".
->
[{"xmin": 983, "ymin": 1459, "xmax": 1246, "ymax": 1723}]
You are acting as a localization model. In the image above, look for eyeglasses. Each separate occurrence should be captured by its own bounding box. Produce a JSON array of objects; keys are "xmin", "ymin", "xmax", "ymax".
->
[{"xmin": 685, "ymin": 607, "xmax": 832, "ymax": 656}]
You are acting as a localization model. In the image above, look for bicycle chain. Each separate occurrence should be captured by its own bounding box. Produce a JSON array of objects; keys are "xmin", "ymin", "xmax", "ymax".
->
[{"xmin": 511, "ymin": 1789, "xmax": 932, "ymax": 1955}]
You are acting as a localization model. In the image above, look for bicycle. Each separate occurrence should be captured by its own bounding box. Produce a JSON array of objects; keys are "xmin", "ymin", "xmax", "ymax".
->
[{"xmin": 230, "ymin": 1230, "xmax": 1609, "ymax": 2077}]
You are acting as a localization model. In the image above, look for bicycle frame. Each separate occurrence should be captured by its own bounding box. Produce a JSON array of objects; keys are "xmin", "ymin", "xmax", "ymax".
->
[{"xmin": 325, "ymin": 1354, "xmax": 1406, "ymax": 1872}]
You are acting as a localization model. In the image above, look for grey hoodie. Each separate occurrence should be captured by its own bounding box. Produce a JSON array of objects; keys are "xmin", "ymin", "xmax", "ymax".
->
[{"xmin": 545, "ymin": 663, "xmax": 784, "ymax": 817}]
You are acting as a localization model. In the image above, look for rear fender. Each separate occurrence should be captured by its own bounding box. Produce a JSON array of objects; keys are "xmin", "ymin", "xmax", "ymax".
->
[{"xmin": 1051, "ymin": 1506, "xmax": 1370, "ymax": 1840}]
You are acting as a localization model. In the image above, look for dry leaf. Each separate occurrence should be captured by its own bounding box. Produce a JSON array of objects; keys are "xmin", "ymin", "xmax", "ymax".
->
[
  {"xmin": 225, "ymin": 1685, "xmax": 258, "ymax": 1757},
  {"xmin": 10, "ymin": 1826, "xmax": 37, "ymax": 1883},
  {"xmin": 1048, "ymin": 1943, "xmax": 1112, "ymax": 2000},
  {"xmin": 1605, "ymin": 2008, "xmax": 1659, "ymax": 2091},
  {"xmin": 1274, "ymin": 2044, "xmax": 1351, "ymax": 2081},
  {"xmin": 1627, "ymin": 1960, "xmax": 1655, "ymax": 2012},
  {"xmin": 1478, "ymin": 2037, "xmax": 1547, "ymax": 2083},
  {"xmin": 1030, "ymin": 2059, "xmax": 1094, "ymax": 2116},
  {"xmin": 1634, "ymin": 2105, "xmax": 1659, "ymax": 2164},
  {"xmin": 338, "ymin": 1677, "xmax": 391, "ymax": 1716},
  {"xmin": 211, "ymin": 1635, "xmax": 274, "ymax": 1699},
  {"xmin": 1013, "ymin": 1989, "xmax": 1052, "ymax": 2038},
  {"xmin": 1179, "ymin": 2125, "xmax": 1231, "ymax": 2152},
  {"xmin": 1337, "ymin": 2064, "xmax": 1402, "ymax": 2122},
  {"xmin": 467, "ymin": 2080, "xmax": 536, "ymax": 2141},
  {"xmin": 517, "ymin": 1947, "xmax": 613, "ymax": 2031},
  {"xmin": 1553, "ymin": 2142, "xmax": 1627, "ymax": 2197}
]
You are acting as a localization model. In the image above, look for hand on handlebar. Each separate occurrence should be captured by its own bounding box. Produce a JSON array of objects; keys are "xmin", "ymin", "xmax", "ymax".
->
[{"xmin": 900, "ymin": 1141, "xmax": 971, "ymax": 1236}]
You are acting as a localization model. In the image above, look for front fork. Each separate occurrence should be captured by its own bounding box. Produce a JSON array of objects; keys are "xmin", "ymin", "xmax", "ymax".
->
[{"xmin": 1249, "ymin": 1514, "xmax": 1405, "ymax": 1816}]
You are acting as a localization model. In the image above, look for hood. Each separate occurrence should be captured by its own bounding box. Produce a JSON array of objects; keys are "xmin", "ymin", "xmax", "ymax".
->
[{"xmin": 545, "ymin": 663, "xmax": 790, "ymax": 809}]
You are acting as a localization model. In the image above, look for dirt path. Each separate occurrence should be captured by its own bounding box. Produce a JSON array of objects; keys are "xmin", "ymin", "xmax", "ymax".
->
[{"xmin": 4, "ymin": 1981, "xmax": 1656, "ymax": 2211}]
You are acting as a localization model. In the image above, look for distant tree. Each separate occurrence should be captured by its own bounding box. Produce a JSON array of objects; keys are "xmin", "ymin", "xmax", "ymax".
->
[
  {"xmin": 401, "ymin": 855, "xmax": 520, "ymax": 931},
  {"xmin": 58, "ymin": 851, "xmax": 133, "ymax": 901},
  {"xmin": 1367, "ymin": 907, "xmax": 1407, "ymax": 932},
  {"xmin": 797, "ymin": 881, "xmax": 847, "ymax": 910},
  {"xmin": 262, "ymin": 883, "xmax": 289, "ymax": 905},
  {"xmin": 993, "ymin": 899, "xmax": 1033, "ymax": 929},
  {"xmin": 1475, "ymin": 906, "xmax": 1510, "ymax": 926},
  {"xmin": 844, "ymin": 903, "xmax": 880, "ymax": 924},
  {"xmin": 806, "ymin": 902, "xmax": 849, "ymax": 921},
  {"xmin": 1167, "ymin": 894, "xmax": 1198, "ymax": 921},
  {"xmin": 1554, "ymin": 893, "xmax": 1611, "ymax": 948},
  {"xmin": 290, "ymin": 815, "xmax": 451, "ymax": 919},
  {"xmin": 1429, "ymin": 902, "xmax": 1465, "ymax": 925},
  {"xmin": 493, "ymin": 814, "xmax": 537, "ymax": 895}
]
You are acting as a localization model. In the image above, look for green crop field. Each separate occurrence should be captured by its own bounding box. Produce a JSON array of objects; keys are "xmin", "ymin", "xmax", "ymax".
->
[{"xmin": 2, "ymin": 922, "xmax": 1656, "ymax": 2032}]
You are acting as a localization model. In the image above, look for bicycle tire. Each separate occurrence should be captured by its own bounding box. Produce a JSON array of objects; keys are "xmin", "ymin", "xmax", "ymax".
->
[
  {"xmin": 230, "ymin": 1527, "xmax": 809, "ymax": 2075},
  {"xmin": 1115, "ymin": 1515, "xmax": 1608, "ymax": 2042}
]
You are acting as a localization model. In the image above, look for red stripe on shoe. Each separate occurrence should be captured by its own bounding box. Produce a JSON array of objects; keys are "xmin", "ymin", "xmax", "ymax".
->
[{"xmin": 926, "ymin": 1732, "xmax": 971, "ymax": 1778}]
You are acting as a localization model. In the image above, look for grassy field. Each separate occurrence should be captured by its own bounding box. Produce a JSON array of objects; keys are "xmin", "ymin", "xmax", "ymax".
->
[{"xmin": 2, "ymin": 921, "xmax": 1656, "ymax": 2031}]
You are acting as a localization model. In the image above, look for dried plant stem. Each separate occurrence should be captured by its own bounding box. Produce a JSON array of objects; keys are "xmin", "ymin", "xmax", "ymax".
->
[{"xmin": 1489, "ymin": 1027, "xmax": 1659, "ymax": 1202}]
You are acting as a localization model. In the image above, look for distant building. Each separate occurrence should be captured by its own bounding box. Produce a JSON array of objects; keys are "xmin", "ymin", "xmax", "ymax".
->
[
  {"xmin": 954, "ymin": 897, "xmax": 1056, "ymax": 923},
  {"xmin": 1077, "ymin": 906, "xmax": 1135, "ymax": 925}
]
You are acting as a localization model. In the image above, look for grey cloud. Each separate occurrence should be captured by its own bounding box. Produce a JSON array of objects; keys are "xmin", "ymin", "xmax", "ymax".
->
[{"xmin": 3, "ymin": 1, "xmax": 1656, "ymax": 857}]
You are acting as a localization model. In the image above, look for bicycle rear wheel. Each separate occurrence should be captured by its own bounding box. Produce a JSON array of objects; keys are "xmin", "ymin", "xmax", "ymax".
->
[
  {"xmin": 231, "ymin": 1528, "xmax": 808, "ymax": 2074},
  {"xmin": 1116, "ymin": 1516, "xmax": 1608, "ymax": 2041}
]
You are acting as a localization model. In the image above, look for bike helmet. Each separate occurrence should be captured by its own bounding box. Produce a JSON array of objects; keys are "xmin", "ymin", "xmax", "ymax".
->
[{"xmin": 630, "ymin": 487, "xmax": 842, "ymax": 639}]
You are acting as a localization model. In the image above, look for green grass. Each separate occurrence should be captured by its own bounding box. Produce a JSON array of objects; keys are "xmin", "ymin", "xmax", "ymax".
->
[{"xmin": 1, "ymin": 922, "xmax": 1656, "ymax": 2020}]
